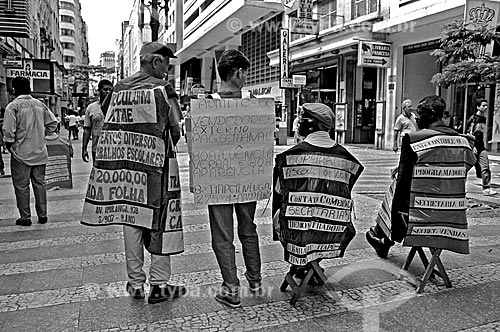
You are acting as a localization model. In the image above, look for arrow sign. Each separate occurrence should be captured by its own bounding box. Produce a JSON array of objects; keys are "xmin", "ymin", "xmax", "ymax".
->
[{"xmin": 364, "ymin": 58, "xmax": 387, "ymax": 65}]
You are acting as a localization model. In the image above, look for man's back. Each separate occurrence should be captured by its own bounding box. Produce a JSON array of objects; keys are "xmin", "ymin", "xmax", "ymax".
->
[{"xmin": 3, "ymin": 95, "xmax": 54, "ymax": 165}]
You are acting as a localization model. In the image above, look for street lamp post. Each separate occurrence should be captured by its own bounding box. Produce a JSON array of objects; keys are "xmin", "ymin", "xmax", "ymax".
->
[{"xmin": 140, "ymin": 0, "xmax": 168, "ymax": 42}]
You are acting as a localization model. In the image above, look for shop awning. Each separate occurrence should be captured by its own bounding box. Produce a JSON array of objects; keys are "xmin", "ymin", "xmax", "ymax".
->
[{"xmin": 175, "ymin": 0, "xmax": 284, "ymax": 63}]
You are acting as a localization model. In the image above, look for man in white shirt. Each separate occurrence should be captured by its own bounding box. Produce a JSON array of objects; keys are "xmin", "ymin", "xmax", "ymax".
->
[
  {"xmin": 393, "ymin": 99, "xmax": 417, "ymax": 152},
  {"xmin": 82, "ymin": 79, "xmax": 113, "ymax": 162},
  {"xmin": 2, "ymin": 77, "xmax": 57, "ymax": 226}
]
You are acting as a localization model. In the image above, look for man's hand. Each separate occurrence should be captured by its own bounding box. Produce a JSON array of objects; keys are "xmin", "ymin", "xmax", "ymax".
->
[{"xmin": 82, "ymin": 149, "xmax": 89, "ymax": 162}]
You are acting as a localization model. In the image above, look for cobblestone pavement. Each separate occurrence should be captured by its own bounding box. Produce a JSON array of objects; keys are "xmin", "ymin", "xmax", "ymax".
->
[{"xmin": 0, "ymin": 138, "xmax": 499, "ymax": 331}]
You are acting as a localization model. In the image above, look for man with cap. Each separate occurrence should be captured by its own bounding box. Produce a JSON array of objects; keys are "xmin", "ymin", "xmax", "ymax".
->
[
  {"xmin": 82, "ymin": 41, "xmax": 185, "ymax": 304},
  {"xmin": 366, "ymin": 95, "xmax": 476, "ymax": 259},
  {"xmin": 272, "ymin": 103, "xmax": 364, "ymax": 284}
]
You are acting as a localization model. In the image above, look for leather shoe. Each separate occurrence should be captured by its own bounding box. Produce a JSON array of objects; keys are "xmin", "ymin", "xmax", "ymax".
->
[
  {"xmin": 366, "ymin": 230, "xmax": 391, "ymax": 259},
  {"xmin": 148, "ymin": 284, "xmax": 187, "ymax": 304},
  {"xmin": 126, "ymin": 282, "xmax": 145, "ymax": 299},
  {"xmin": 38, "ymin": 217, "xmax": 48, "ymax": 224},
  {"xmin": 15, "ymin": 218, "xmax": 32, "ymax": 226}
]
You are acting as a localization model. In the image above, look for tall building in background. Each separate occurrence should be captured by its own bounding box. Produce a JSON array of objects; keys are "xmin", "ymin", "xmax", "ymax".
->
[
  {"xmin": 99, "ymin": 51, "xmax": 115, "ymax": 70},
  {"xmin": 59, "ymin": 0, "xmax": 89, "ymax": 68}
]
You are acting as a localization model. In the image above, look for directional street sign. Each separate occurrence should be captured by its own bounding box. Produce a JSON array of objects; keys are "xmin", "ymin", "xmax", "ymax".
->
[{"xmin": 357, "ymin": 41, "xmax": 391, "ymax": 68}]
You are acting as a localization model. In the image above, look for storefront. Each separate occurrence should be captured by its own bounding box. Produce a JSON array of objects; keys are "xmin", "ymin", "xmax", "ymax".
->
[{"xmin": 5, "ymin": 59, "xmax": 64, "ymax": 116}]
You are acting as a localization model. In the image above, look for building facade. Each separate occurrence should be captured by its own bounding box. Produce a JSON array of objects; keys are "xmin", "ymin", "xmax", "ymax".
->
[
  {"xmin": 115, "ymin": 0, "xmax": 500, "ymax": 152},
  {"xmin": 59, "ymin": 0, "xmax": 89, "ymax": 68},
  {"xmin": 0, "ymin": 0, "xmax": 65, "ymax": 115}
]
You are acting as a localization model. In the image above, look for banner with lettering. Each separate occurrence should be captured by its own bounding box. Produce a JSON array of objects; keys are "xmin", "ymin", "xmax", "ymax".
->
[
  {"xmin": 81, "ymin": 76, "xmax": 183, "ymax": 256},
  {"xmin": 403, "ymin": 131, "xmax": 475, "ymax": 254},
  {"xmin": 374, "ymin": 177, "xmax": 396, "ymax": 239},
  {"xmin": 189, "ymin": 98, "xmax": 275, "ymax": 204},
  {"xmin": 45, "ymin": 135, "xmax": 73, "ymax": 190}
]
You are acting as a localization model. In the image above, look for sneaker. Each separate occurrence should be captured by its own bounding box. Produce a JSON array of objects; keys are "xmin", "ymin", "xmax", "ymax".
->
[
  {"xmin": 365, "ymin": 230, "xmax": 392, "ymax": 259},
  {"xmin": 244, "ymin": 272, "xmax": 262, "ymax": 293},
  {"xmin": 483, "ymin": 189, "xmax": 498, "ymax": 196},
  {"xmin": 15, "ymin": 218, "xmax": 32, "ymax": 226},
  {"xmin": 148, "ymin": 284, "xmax": 186, "ymax": 304},
  {"xmin": 215, "ymin": 288, "xmax": 241, "ymax": 308},
  {"xmin": 38, "ymin": 216, "xmax": 48, "ymax": 224},
  {"xmin": 126, "ymin": 282, "xmax": 145, "ymax": 299}
]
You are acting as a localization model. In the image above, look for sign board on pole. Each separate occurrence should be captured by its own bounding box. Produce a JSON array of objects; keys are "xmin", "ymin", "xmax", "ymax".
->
[
  {"xmin": 357, "ymin": 41, "xmax": 391, "ymax": 68},
  {"xmin": 280, "ymin": 29, "xmax": 291, "ymax": 89},
  {"xmin": 292, "ymin": 74, "xmax": 306, "ymax": 86},
  {"xmin": 290, "ymin": 17, "xmax": 319, "ymax": 35}
]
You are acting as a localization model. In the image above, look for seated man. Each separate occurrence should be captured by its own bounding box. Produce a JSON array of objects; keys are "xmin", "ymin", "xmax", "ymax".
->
[
  {"xmin": 366, "ymin": 95, "xmax": 476, "ymax": 258},
  {"xmin": 272, "ymin": 103, "xmax": 364, "ymax": 278}
]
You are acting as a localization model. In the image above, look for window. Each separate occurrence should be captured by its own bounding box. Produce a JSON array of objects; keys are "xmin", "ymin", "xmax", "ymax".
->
[
  {"xmin": 317, "ymin": 0, "xmax": 338, "ymax": 31},
  {"xmin": 241, "ymin": 14, "xmax": 282, "ymax": 85},
  {"xmin": 60, "ymin": 2, "xmax": 75, "ymax": 10},
  {"xmin": 60, "ymin": 15, "xmax": 74, "ymax": 24},
  {"xmin": 64, "ymin": 55, "xmax": 74, "ymax": 63},
  {"xmin": 60, "ymin": 28, "xmax": 74, "ymax": 36},
  {"xmin": 351, "ymin": 0, "xmax": 377, "ymax": 19},
  {"xmin": 184, "ymin": 11, "xmax": 199, "ymax": 28},
  {"xmin": 61, "ymin": 42, "xmax": 75, "ymax": 50}
]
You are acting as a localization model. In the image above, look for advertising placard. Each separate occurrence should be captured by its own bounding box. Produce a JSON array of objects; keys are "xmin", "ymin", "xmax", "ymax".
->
[
  {"xmin": 189, "ymin": 98, "xmax": 275, "ymax": 204},
  {"xmin": 280, "ymin": 28, "xmax": 290, "ymax": 88},
  {"xmin": 357, "ymin": 41, "xmax": 391, "ymax": 68}
]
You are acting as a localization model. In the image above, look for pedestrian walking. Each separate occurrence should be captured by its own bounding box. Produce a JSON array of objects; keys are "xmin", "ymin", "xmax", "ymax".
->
[
  {"xmin": 272, "ymin": 103, "xmax": 363, "ymax": 284},
  {"xmin": 207, "ymin": 49, "xmax": 263, "ymax": 308},
  {"xmin": 2, "ymin": 76, "xmax": 57, "ymax": 226},
  {"xmin": 66, "ymin": 111, "xmax": 79, "ymax": 140},
  {"xmin": 366, "ymin": 95, "xmax": 476, "ymax": 258},
  {"xmin": 393, "ymin": 99, "xmax": 417, "ymax": 152},
  {"xmin": 82, "ymin": 79, "xmax": 112, "ymax": 163},
  {"xmin": 0, "ymin": 131, "xmax": 5, "ymax": 177},
  {"xmin": 466, "ymin": 98, "xmax": 497, "ymax": 196},
  {"xmin": 81, "ymin": 41, "xmax": 185, "ymax": 304}
]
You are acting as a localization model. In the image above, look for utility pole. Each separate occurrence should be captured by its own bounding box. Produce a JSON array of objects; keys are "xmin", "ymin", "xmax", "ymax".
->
[{"xmin": 150, "ymin": 0, "xmax": 159, "ymax": 41}]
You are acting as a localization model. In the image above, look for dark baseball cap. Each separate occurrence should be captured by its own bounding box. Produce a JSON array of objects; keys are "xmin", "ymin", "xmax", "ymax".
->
[
  {"xmin": 139, "ymin": 42, "xmax": 177, "ymax": 58},
  {"xmin": 302, "ymin": 103, "xmax": 335, "ymax": 130}
]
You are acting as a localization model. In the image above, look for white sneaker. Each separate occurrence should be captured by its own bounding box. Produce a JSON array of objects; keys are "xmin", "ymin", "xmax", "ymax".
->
[{"xmin": 483, "ymin": 189, "xmax": 498, "ymax": 196}]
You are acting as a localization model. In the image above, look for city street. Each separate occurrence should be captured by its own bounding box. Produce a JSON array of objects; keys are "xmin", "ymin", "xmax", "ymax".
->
[{"xmin": 0, "ymin": 135, "xmax": 500, "ymax": 332}]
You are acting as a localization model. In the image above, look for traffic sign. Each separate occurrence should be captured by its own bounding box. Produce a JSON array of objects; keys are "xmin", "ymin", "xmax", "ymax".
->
[{"xmin": 357, "ymin": 41, "xmax": 391, "ymax": 68}]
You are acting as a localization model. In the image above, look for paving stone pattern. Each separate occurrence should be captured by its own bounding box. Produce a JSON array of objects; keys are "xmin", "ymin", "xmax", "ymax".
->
[{"xmin": 1, "ymin": 142, "xmax": 500, "ymax": 332}]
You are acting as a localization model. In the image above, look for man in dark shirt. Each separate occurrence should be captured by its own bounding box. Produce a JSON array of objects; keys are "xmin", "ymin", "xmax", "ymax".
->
[{"xmin": 466, "ymin": 99, "xmax": 496, "ymax": 196}]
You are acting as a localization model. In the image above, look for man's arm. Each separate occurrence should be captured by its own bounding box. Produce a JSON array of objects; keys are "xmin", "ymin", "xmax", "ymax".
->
[
  {"xmin": 82, "ymin": 107, "xmax": 92, "ymax": 162},
  {"xmin": 44, "ymin": 107, "xmax": 58, "ymax": 135},
  {"xmin": 2, "ymin": 105, "xmax": 16, "ymax": 152},
  {"xmin": 393, "ymin": 130, "xmax": 400, "ymax": 152},
  {"xmin": 164, "ymin": 85, "xmax": 182, "ymax": 146}
]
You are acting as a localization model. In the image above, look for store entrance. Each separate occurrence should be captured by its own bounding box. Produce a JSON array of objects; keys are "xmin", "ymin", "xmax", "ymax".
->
[{"xmin": 353, "ymin": 67, "xmax": 377, "ymax": 144}]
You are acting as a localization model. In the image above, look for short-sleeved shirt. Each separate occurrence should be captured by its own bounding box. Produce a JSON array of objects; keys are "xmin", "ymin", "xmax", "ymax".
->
[
  {"xmin": 84, "ymin": 101, "xmax": 105, "ymax": 152},
  {"xmin": 67, "ymin": 114, "xmax": 79, "ymax": 127},
  {"xmin": 394, "ymin": 113, "xmax": 417, "ymax": 146},
  {"xmin": 2, "ymin": 95, "xmax": 57, "ymax": 165}
]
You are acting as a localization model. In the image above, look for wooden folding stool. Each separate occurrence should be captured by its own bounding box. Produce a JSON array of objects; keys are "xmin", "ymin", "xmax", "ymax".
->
[
  {"xmin": 280, "ymin": 260, "xmax": 329, "ymax": 305},
  {"xmin": 401, "ymin": 246, "xmax": 452, "ymax": 293}
]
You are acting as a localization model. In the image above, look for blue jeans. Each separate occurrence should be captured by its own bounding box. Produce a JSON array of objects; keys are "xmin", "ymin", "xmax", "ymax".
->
[
  {"xmin": 11, "ymin": 157, "xmax": 47, "ymax": 221},
  {"xmin": 474, "ymin": 150, "xmax": 491, "ymax": 189},
  {"xmin": 208, "ymin": 202, "xmax": 262, "ymax": 290}
]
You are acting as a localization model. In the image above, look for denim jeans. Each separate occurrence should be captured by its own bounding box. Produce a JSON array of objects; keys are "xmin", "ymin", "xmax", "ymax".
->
[
  {"xmin": 474, "ymin": 150, "xmax": 491, "ymax": 189},
  {"xmin": 208, "ymin": 202, "xmax": 262, "ymax": 290},
  {"xmin": 123, "ymin": 225, "xmax": 171, "ymax": 288},
  {"xmin": 10, "ymin": 157, "xmax": 47, "ymax": 221}
]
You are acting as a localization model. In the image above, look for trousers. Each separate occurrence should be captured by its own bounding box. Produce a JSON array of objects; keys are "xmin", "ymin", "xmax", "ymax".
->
[
  {"xmin": 474, "ymin": 150, "xmax": 491, "ymax": 189},
  {"xmin": 11, "ymin": 157, "xmax": 47, "ymax": 221},
  {"xmin": 208, "ymin": 201, "xmax": 262, "ymax": 290},
  {"xmin": 123, "ymin": 225, "xmax": 171, "ymax": 288}
]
